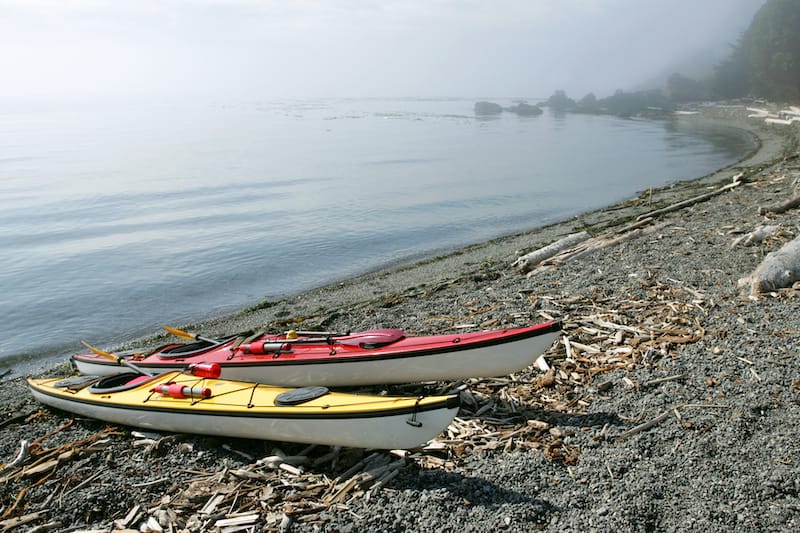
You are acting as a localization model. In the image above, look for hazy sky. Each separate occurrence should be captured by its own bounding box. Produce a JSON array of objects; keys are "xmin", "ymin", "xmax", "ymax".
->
[{"xmin": 0, "ymin": 0, "xmax": 766, "ymax": 103}]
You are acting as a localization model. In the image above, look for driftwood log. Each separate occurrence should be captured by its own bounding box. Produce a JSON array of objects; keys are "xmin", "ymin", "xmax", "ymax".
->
[
  {"xmin": 758, "ymin": 195, "xmax": 800, "ymax": 215},
  {"xmin": 731, "ymin": 225, "xmax": 782, "ymax": 248},
  {"xmin": 516, "ymin": 174, "xmax": 745, "ymax": 277},
  {"xmin": 637, "ymin": 173, "xmax": 743, "ymax": 222},
  {"xmin": 526, "ymin": 221, "xmax": 668, "ymax": 277},
  {"xmin": 738, "ymin": 235, "xmax": 800, "ymax": 296},
  {"xmin": 512, "ymin": 232, "xmax": 590, "ymax": 272}
]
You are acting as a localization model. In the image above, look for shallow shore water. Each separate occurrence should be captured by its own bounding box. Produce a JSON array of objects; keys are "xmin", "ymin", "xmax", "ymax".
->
[{"xmin": 1, "ymin": 103, "xmax": 798, "ymax": 532}]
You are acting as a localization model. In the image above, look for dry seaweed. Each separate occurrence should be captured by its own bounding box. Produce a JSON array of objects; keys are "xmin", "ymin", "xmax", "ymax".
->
[{"xmin": 0, "ymin": 278, "xmax": 717, "ymax": 532}]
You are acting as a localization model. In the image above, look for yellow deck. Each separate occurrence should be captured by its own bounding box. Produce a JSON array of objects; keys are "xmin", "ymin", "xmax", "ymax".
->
[{"xmin": 28, "ymin": 371, "xmax": 453, "ymax": 416}]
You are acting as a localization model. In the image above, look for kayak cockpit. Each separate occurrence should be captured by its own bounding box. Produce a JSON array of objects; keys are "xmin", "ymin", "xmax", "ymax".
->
[
  {"xmin": 87, "ymin": 372, "xmax": 157, "ymax": 393},
  {"xmin": 156, "ymin": 335, "xmax": 238, "ymax": 359}
]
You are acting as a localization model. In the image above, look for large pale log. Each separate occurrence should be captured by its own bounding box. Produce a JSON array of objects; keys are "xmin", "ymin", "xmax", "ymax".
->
[
  {"xmin": 738, "ymin": 235, "xmax": 800, "ymax": 296},
  {"xmin": 512, "ymin": 231, "xmax": 590, "ymax": 272}
]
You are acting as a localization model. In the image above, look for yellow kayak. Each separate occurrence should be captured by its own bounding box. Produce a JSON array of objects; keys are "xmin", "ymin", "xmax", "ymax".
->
[{"xmin": 27, "ymin": 370, "xmax": 459, "ymax": 450}]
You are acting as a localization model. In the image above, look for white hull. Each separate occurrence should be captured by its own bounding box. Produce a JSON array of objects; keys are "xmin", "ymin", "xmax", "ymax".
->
[
  {"xmin": 29, "ymin": 388, "xmax": 457, "ymax": 449},
  {"xmin": 73, "ymin": 329, "xmax": 559, "ymax": 386}
]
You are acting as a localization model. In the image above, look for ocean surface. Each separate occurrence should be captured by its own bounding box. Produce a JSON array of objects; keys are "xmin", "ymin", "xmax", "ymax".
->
[{"xmin": 0, "ymin": 98, "xmax": 756, "ymax": 372}]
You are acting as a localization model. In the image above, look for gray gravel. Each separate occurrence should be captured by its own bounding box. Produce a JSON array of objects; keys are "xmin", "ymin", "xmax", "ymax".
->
[{"xmin": 1, "ymin": 105, "xmax": 798, "ymax": 531}]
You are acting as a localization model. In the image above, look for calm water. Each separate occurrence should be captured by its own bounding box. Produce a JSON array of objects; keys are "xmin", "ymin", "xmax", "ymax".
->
[{"xmin": 0, "ymin": 98, "xmax": 755, "ymax": 370}]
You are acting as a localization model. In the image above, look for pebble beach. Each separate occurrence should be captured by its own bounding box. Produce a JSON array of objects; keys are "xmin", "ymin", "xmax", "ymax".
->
[{"xmin": 1, "ymin": 103, "xmax": 799, "ymax": 532}]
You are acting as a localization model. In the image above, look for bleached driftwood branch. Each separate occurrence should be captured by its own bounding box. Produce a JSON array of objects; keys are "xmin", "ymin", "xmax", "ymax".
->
[
  {"xmin": 731, "ymin": 225, "xmax": 781, "ymax": 248},
  {"xmin": 738, "ymin": 235, "xmax": 800, "ymax": 296},
  {"xmin": 512, "ymin": 231, "xmax": 590, "ymax": 272},
  {"xmin": 0, "ymin": 440, "xmax": 29, "ymax": 476},
  {"xmin": 637, "ymin": 172, "xmax": 743, "ymax": 222}
]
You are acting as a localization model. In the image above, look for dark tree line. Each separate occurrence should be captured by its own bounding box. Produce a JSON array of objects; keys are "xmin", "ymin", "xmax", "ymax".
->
[
  {"xmin": 713, "ymin": 0, "xmax": 800, "ymax": 101},
  {"xmin": 667, "ymin": 0, "xmax": 800, "ymax": 102},
  {"xmin": 542, "ymin": 0, "xmax": 800, "ymax": 118}
]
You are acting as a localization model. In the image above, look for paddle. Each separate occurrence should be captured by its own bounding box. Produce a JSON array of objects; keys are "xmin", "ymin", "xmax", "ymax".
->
[
  {"xmin": 289, "ymin": 329, "xmax": 403, "ymax": 339},
  {"xmin": 292, "ymin": 330, "xmax": 351, "ymax": 337},
  {"xmin": 80, "ymin": 341, "xmax": 154, "ymax": 376},
  {"xmin": 162, "ymin": 325, "xmax": 220, "ymax": 345}
]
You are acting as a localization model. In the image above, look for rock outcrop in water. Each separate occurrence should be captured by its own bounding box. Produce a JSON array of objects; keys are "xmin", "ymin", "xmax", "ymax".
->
[
  {"xmin": 474, "ymin": 101, "xmax": 503, "ymax": 115},
  {"xmin": 474, "ymin": 101, "xmax": 543, "ymax": 116},
  {"xmin": 506, "ymin": 102, "xmax": 543, "ymax": 116}
]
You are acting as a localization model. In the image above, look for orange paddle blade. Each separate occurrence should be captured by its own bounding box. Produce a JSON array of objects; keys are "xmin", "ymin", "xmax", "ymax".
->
[
  {"xmin": 80, "ymin": 340, "xmax": 116, "ymax": 361},
  {"xmin": 162, "ymin": 325, "xmax": 197, "ymax": 340}
]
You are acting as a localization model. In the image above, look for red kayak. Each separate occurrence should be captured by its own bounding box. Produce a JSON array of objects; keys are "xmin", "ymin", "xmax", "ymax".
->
[{"xmin": 71, "ymin": 321, "xmax": 560, "ymax": 387}]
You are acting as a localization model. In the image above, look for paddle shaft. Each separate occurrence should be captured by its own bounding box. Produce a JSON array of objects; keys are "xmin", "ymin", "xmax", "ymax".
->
[
  {"xmin": 117, "ymin": 357, "xmax": 154, "ymax": 376},
  {"xmin": 292, "ymin": 330, "xmax": 351, "ymax": 337},
  {"xmin": 81, "ymin": 341, "xmax": 154, "ymax": 376}
]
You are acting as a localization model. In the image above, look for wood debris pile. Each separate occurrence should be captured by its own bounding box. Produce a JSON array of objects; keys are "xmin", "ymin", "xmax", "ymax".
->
[
  {"xmin": 0, "ymin": 280, "xmax": 715, "ymax": 531},
  {"xmin": 746, "ymin": 104, "xmax": 800, "ymax": 126},
  {"xmin": 419, "ymin": 278, "xmax": 711, "ymax": 469},
  {"xmin": 0, "ymin": 423, "xmax": 122, "ymax": 532},
  {"xmin": 125, "ymin": 447, "xmax": 412, "ymax": 532},
  {"xmin": 0, "ymin": 430, "xmax": 418, "ymax": 532}
]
